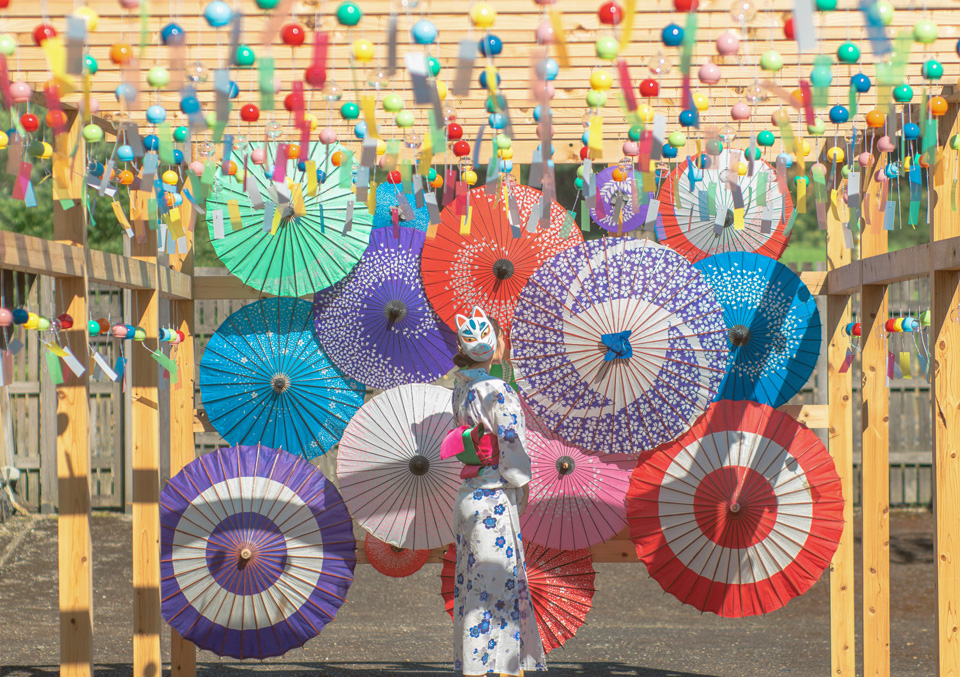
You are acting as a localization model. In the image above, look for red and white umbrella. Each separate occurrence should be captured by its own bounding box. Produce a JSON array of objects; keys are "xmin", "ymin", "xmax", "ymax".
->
[
  {"xmin": 363, "ymin": 533, "xmax": 431, "ymax": 578},
  {"xmin": 626, "ymin": 400, "xmax": 843, "ymax": 617}
]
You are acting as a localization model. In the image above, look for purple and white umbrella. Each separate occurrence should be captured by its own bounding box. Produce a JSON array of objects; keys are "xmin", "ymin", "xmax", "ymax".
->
[
  {"xmin": 590, "ymin": 166, "xmax": 655, "ymax": 234},
  {"xmin": 510, "ymin": 238, "xmax": 728, "ymax": 456},
  {"xmin": 160, "ymin": 445, "xmax": 356, "ymax": 659},
  {"xmin": 313, "ymin": 227, "xmax": 458, "ymax": 389}
]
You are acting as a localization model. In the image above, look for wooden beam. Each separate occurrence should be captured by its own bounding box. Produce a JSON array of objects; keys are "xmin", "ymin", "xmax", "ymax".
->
[
  {"xmin": 53, "ymin": 112, "xmax": 93, "ymax": 677},
  {"xmin": 0, "ymin": 230, "xmax": 192, "ymax": 299}
]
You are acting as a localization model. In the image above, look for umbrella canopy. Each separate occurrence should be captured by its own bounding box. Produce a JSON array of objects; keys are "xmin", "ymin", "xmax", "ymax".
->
[
  {"xmin": 590, "ymin": 165, "xmax": 655, "ymax": 234},
  {"xmin": 363, "ymin": 532, "xmax": 432, "ymax": 578},
  {"xmin": 373, "ymin": 182, "xmax": 431, "ymax": 233},
  {"xmin": 521, "ymin": 407, "xmax": 632, "ymax": 550},
  {"xmin": 313, "ymin": 227, "xmax": 458, "ymax": 389},
  {"xmin": 198, "ymin": 297, "xmax": 365, "ymax": 459},
  {"xmin": 205, "ymin": 141, "xmax": 373, "ymax": 297},
  {"xmin": 160, "ymin": 445, "xmax": 355, "ymax": 659},
  {"xmin": 511, "ymin": 237, "xmax": 729, "ymax": 456},
  {"xmin": 694, "ymin": 252, "xmax": 821, "ymax": 408},
  {"xmin": 421, "ymin": 182, "xmax": 583, "ymax": 336},
  {"xmin": 440, "ymin": 542, "xmax": 596, "ymax": 653},
  {"xmin": 338, "ymin": 383, "xmax": 461, "ymax": 550},
  {"xmin": 627, "ymin": 400, "xmax": 844, "ymax": 617},
  {"xmin": 658, "ymin": 149, "xmax": 793, "ymax": 264}
]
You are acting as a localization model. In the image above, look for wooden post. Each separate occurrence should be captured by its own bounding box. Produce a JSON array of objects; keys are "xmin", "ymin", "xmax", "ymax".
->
[
  {"xmin": 52, "ymin": 113, "xmax": 93, "ymax": 677},
  {"xmin": 826, "ymin": 186, "xmax": 854, "ymax": 675},
  {"xmin": 861, "ymin": 156, "xmax": 890, "ymax": 677},
  {"xmin": 131, "ymin": 205, "xmax": 162, "ymax": 672},
  {"xmin": 931, "ymin": 104, "xmax": 960, "ymax": 676},
  {"xmin": 168, "ymin": 181, "xmax": 196, "ymax": 677}
]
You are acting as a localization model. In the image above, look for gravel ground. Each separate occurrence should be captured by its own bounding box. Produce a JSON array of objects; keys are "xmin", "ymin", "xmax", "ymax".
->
[{"xmin": 0, "ymin": 511, "xmax": 936, "ymax": 677}]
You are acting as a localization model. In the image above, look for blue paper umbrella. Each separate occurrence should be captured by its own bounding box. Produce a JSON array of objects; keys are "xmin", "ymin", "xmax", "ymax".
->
[
  {"xmin": 199, "ymin": 297, "xmax": 365, "ymax": 458},
  {"xmin": 694, "ymin": 251, "xmax": 821, "ymax": 408},
  {"xmin": 373, "ymin": 182, "xmax": 430, "ymax": 232}
]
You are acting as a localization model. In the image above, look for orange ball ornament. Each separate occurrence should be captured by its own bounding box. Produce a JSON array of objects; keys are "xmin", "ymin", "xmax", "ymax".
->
[
  {"xmin": 288, "ymin": 144, "xmax": 301, "ymax": 159},
  {"xmin": 929, "ymin": 96, "xmax": 948, "ymax": 117},
  {"xmin": 865, "ymin": 109, "xmax": 885, "ymax": 128},
  {"xmin": 45, "ymin": 109, "xmax": 67, "ymax": 129},
  {"xmin": 331, "ymin": 150, "xmax": 344, "ymax": 167},
  {"xmin": 223, "ymin": 160, "xmax": 238, "ymax": 175},
  {"xmin": 918, "ymin": 155, "xmax": 931, "ymax": 168},
  {"xmin": 110, "ymin": 42, "xmax": 133, "ymax": 65},
  {"xmin": 118, "ymin": 169, "xmax": 134, "ymax": 185},
  {"xmin": 611, "ymin": 167, "xmax": 626, "ymax": 182},
  {"xmin": 430, "ymin": 176, "xmax": 443, "ymax": 188}
]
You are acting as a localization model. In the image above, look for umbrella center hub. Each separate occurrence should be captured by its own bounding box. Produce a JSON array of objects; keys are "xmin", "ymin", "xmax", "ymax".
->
[
  {"xmin": 556, "ymin": 456, "xmax": 576, "ymax": 475},
  {"xmin": 408, "ymin": 454, "xmax": 431, "ymax": 476},
  {"xmin": 723, "ymin": 208, "xmax": 735, "ymax": 229},
  {"xmin": 600, "ymin": 330, "xmax": 633, "ymax": 361},
  {"xmin": 729, "ymin": 503, "xmax": 741, "ymax": 513},
  {"xmin": 205, "ymin": 512, "xmax": 287, "ymax": 595},
  {"xmin": 729, "ymin": 324, "xmax": 751, "ymax": 348},
  {"xmin": 384, "ymin": 299, "xmax": 408, "ymax": 322},
  {"xmin": 492, "ymin": 258, "xmax": 515, "ymax": 280},
  {"xmin": 693, "ymin": 466, "xmax": 778, "ymax": 550},
  {"xmin": 271, "ymin": 374, "xmax": 291, "ymax": 394}
]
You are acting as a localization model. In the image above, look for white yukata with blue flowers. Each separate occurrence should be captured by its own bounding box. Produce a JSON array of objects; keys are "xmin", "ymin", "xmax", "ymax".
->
[{"xmin": 451, "ymin": 367, "xmax": 546, "ymax": 676}]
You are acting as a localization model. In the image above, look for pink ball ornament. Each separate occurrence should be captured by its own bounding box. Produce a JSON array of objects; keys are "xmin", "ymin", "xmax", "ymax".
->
[
  {"xmin": 319, "ymin": 127, "xmax": 338, "ymax": 144},
  {"xmin": 251, "ymin": 148, "xmax": 267, "ymax": 164},
  {"xmin": 273, "ymin": 77, "xmax": 283, "ymax": 94},
  {"xmin": 698, "ymin": 62, "xmax": 721, "ymax": 85},
  {"xmin": 189, "ymin": 160, "xmax": 204, "ymax": 174},
  {"xmin": 536, "ymin": 20, "xmax": 555, "ymax": 45},
  {"xmin": 811, "ymin": 162, "xmax": 826, "ymax": 174},
  {"xmin": 622, "ymin": 141, "xmax": 639, "ymax": 157},
  {"xmin": 118, "ymin": 0, "xmax": 140, "ymax": 8},
  {"xmin": 532, "ymin": 81, "xmax": 555, "ymax": 101},
  {"xmin": 78, "ymin": 97, "xmax": 100, "ymax": 116},
  {"xmin": 877, "ymin": 135, "xmax": 896, "ymax": 152},
  {"xmin": 731, "ymin": 102, "xmax": 751, "ymax": 120},
  {"xmin": 9, "ymin": 81, "xmax": 31, "ymax": 104},
  {"xmin": 858, "ymin": 152, "xmax": 872, "ymax": 167},
  {"xmin": 716, "ymin": 31, "xmax": 740, "ymax": 56},
  {"xmin": 0, "ymin": 308, "xmax": 11, "ymax": 327}
]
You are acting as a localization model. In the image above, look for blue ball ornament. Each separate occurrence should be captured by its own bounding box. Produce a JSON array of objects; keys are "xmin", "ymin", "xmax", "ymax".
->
[
  {"xmin": 489, "ymin": 113, "xmax": 506, "ymax": 129},
  {"xmin": 500, "ymin": 160, "xmax": 513, "ymax": 173},
  {"xmin": 885, "ymin": 162, "xmax": 900, "ymax": 178},
  {"xmin": 543, "ymin": 58, "xmax": 559, "ymax": 81},
  {"xmin": 173, "ymin": 149, "xmax": 184, "ymax": 164},
  {"xmin": 662, "ymin": 144, "xmax": 678, "ymax": 158},
  {"xmin": 161, "ymin": 22, "xmax": 185, "ymax": 46},
  {"xmin": 903, "ymin": 123, "xmax": 920, "ymax": 139},
  {"xmin": 317, "ymin": 169, "xmax": 326, "ymax": 184},
  {"xmin": 172, "ymin": 193, "xmax": 183, "ymax": 206},
  {"xmin": 354, "ymin": 121, "xmax": 368, "ymax": 139},
  {"xmin": 411, "ymin": 20, "xmax": 438, "ymax": 45},
  {"xmin": 679, "ymin": 109, "xmax": 697, "ymax": 127},
  {"xmin": 146, "ymin": 105, "xmax": 167, "ymax": 124},
  {"xmin": 661, "ymin": 23, "xmax": 684, "ymax": 47},
  {"xmin": 114, "ymin": 83, "xmax": 136, "ymax": 102},
  {"xmin": 117, "ymin": 145, "xmax": 135, "ymax": 162},
  {"xmin": 777, "ymin": 152, "xmax": 793, "ymax": 168},
  {"xmin": 227, "ymin": 81, "xmax": 239, "ymax": 99},
  {"xmin": 180, "ymin": 96, "xmax": 200, "ymax": 115},
  {"xmin": 144, "ymin": 135, "xmax": 159, "ymax": 151},
  {"xmin": 851, "ymin": 73, "xmax": 871, "ymax": 93},
  {"xmin": 298, "ymin": 161, "xmax": 307, "ymax": 172},
  {"xmin": 89, "ymin": 160, "xmax": 105, "ymax": 177},
  {"xmin": 536, "ymin": 143, "xmax": 555, "ymax": 158},
  {"xmin": 533, "ymin": 105, "xmax": 542, "ymax": 122},
  {"xmin": 828, "ymin": 104, "xmax": 849, "ymax": 124},
  {"xmin": 478, "ymin": 70, "xmax": 501, "ymax": 89},
  {"xmin": 581, "ymin": 130, "xmax": 590, "ymax": 146},
  {"xmin": 203, "ymin": 1, "xmax": 233, "ymax": 28},
  {"xmin": 11, "ymin": 308, "xmax": 28, "ymax": 324},
  {"xmin": 478, "ymin": 34, "xmax": 503, "ymax": 57}
]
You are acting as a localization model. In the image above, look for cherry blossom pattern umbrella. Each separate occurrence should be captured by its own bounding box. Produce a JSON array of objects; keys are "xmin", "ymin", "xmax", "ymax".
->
[
  {"xmin": 521, "ymin": 407, "xmax": 633, "ymax": 550},
  {"xmin": 694, "ymin": 251, "xmax": 821, "ymax": 408},
  {"xmin": 590, "ymin": 165, "xmax": 654, "ymax": 234},
  {"xmin": 626, "ymin": 400, "xmax": 844, "ymax": 617},
  {"xmin": 440, "ymin": 542, "xmax": 596, "ymax": 653},
  {"xmin": 658, "ymin": 149, "xmax": 793, "ymax": 264},
  {"xmin": 160, "ymin": 445, "xmax": 356, "ymax": 659},
  {"xmin": 511, "ymin": 237, "xmax": 729, "ymax": 456},
  {"xmin": 338, "ymin": 383, "xmax": 461, "ymax": 550},
  {"xmin": 313, "ymin": 226, "xmax": 458, "ymax": 389},
  {"xmin": 421, "ymin": 182, "xmax": 582, "ymax": 336},
  {"xmin": 198, "ymin": 297, "xmax": 365, "ymax": 459},
  {"xmin": 363, "ymin": 532, "xmax": 431, "ymax": 578}
]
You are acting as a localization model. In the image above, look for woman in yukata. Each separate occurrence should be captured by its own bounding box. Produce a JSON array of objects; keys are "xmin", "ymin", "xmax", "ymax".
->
[{"xmin": 450, "ymin": 306, "xmax": 546, "ymax": 677}]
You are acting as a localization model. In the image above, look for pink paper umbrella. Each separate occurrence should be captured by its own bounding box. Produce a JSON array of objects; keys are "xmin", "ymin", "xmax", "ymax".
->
[{"xmin": 520, "ymin": 410, "xmax": 634, "ymax": 550}]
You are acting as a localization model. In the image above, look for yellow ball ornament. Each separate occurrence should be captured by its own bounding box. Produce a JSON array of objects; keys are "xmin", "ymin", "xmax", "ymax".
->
[
  {"xmin": 24, "ymin": 312, "xmax": 39, "ymax": 330},
  {"xmin": 304, "ymin": 113, "xmax": 318, "ymax": 131},
  {"xmin": 436, "ymin": 81, "xmax": 448, "ymax": 100},
  {"xmin": 463, "ymin": 169, "xmax": 478, "ymax": 185},
  {"xmin": 738, "ymin": 162, "xmax": 748, "ymax": 176},
  {"xmin": 826, "ymin": 147, "xmax": 845, "ymax": 163},
  {"xmin": 692, "ymin": 92, "xmax": 709, "ymax": 112},
  {"xmin": 40, "ymin": 142, "xmax": 52, "ymax": 159},
  {"xmin": 0, "ymin": 131, "xmax": 8, "ymax": 150},
  {"xmin": 636, "ymin": 104, "xmax": 654, "ymax": 124},
  {"xmin": 498, "ymin": 148, "xmax": 514, "ymax": 160},
  {"xmin": 589, "ymin": 69, "xmax": 613, "ymax": 91},
  {"xmin": 162, "ymin": 170, "xmax": 178, "ymax": 185},
  {"xmin": 352, "ymin": 39, "xmax": 375, "ymax": 62},
  {"xmin": 376, "ymin": 139, "xmax": 387, "ymax": 155},
  {"xmin": 797, "ymin": 139, "xmax": 812, "ymax": 157},
  {"xmin": 75, "ymin": 7, "xmax": 100, "ymax": 31},
  {"xmin": 470, "ymin": 3, "xmax": 497, "ymax": 29}
]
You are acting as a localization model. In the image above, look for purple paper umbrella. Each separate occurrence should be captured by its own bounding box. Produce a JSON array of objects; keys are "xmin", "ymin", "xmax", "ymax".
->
[
  {"xmin": 589, "ymin": 166, "xmax": 656, "ymax": 234},
  {"xmin": 511, "ymin": 238, "xmax": 729, "ymax": 456},
  {"xmin": 313, "ymin": 226, "xmax": 458, "ymax": 389},
  {"xmin": 160, "ymin": 445, "xmax": 355, "ymax": 659}
]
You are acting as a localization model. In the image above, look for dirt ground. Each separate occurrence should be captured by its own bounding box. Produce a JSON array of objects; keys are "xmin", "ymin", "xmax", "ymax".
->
[{"xmin": 0, "ymin": 510, "xmax": 936, "ymax": 677}]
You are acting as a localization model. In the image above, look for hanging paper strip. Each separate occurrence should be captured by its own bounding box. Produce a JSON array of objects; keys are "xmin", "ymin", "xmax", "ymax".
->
[
  {"xmin": 259, "ymin": 56, "xmax": 275, "ymax": 111},
  {"xmin": 908, "ymin": 163, "xmax": 922, "ymax": 227},
  {"xmin": 548, "ymin": 10, "xmax": 569, "ymax": 68},
  {"xmin": 793, "ymin": 0, "xmax": 817, "ymax": 53},
  {"xmin": 797, "ymin": 177, "xmax": 807, "ymax": 214},
  {"xmin": 859, "ymin": 0, "xmax": 892, "ymax": 56},
  {"xmin": 45, "ymin": 348, "xmax": 63, "ymax": 385},
  {"xmin": 811, "ymin": 165, "xmax": 828, "ymax": 229},
  {"xmin": 149, "ymin": 349, "xmax": 179, "ymax": 384},
  {"xmin": 839, "ymin": 348, "xmax": 854, "ymax": 373}
]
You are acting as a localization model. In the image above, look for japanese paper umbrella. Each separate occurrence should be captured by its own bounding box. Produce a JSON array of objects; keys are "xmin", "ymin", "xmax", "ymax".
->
[
  {"xmin": 205, "ymin": 141, "xmax": 373, "ymax": 297},
  {"xmin": 694, "ymin": 251, "xmax": 822, "ymax": 408},
  {"xmin": 421, "ymin": 183, "xmax": 582, "ymax": 336},
  {"xmin": 160, "ymin": 445, "xmax": 356, "ymax": 659},
  {"xmin": 627, "ymin": 400, "xmax": 844, "ymax": 617},
  {"xmin": 363, "ymin": 532, "xmax": 431, "ymax": 578},
  {"xmin": 337, "ymin": 384, "xmax": 461, "ymax": 550},
  {"xmin": 440, "ymin": 542, "xmax": 596, "ymax": 652},
  {"xmin": 373, "ymin": 182, "xmax": 431, "ymax": 233},
  {"xmin": 521, "ymin": 407, "xmax": 632, "ymax": 550},
  {"xmin": 590, "ymin": 165, "xmax": 654, "ymax": 234},
  {"xmin": 198, "ymin": 297, "xmax": 365, "ymax": 459},
  {"xmin": 313, "ymin": 226, "xmax": 458, "ymax": 389},
  {"xmin": 511, "ymin": 237, "xmax": 729, "ymax": 456},
  {"xmin": 658, "ymin": 149, "xmax": 793, "ymax": 264}
]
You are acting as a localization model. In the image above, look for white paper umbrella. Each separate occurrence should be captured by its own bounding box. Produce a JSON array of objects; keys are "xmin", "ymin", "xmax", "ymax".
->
[{"xmin": 337, "ymin": 384, "xmax": 461, "ymax": 550}]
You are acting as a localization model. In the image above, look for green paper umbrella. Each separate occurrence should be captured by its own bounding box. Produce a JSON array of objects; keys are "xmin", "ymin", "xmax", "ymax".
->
[{"xmin": 205, "ymin": 141, "xmax": 372, "ymax": 297}]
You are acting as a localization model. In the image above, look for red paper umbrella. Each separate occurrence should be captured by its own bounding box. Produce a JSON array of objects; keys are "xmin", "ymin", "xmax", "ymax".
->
[
  {"xmin": 421, "ymin": 181, "xmax": 583, "ymax": 336},
  {"xmin": 440, "ymin": 542, "xmax": 596, "ymax": 652},
  {"xmin": 627, "ymin": 400, "xmax": 843, "ymax": 617},
  {"xmin": 658, "ymin": 150, "xmax": 793, "ymax": 264},
  {"xmin": 363, "ymin": 533, "xmax": 431, "ymax": 578}
]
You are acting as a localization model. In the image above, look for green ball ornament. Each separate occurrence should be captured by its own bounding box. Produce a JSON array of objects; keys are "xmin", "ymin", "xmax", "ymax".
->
[
  {"xmin": 706, "ymin": 139, "xmax": 723, "ymax": 155},
  {"xmin": 922, "ymin": 59, "xmax": 943, "ymax": 80},
  {"xmin": 951, "ymin": 134, "xmax": 960, "ymax": 150},
  {"xmin": 807, "ymin": 118, "xmax": 826, "ymax": 136},
  {"xmin": 395, "ymin": 110, "xmax": 415, "ymax": 128},
  {"xmin": 757, "ymin": 130, "xmax": 776, "ymax": 147},
  {"xmin": 628, "ymin": 125, "xmax": 642, "ymax": 142},
  {"xmin": 921, "ymin": 309, "xmax": 932, "ymax": 326},
  {"xmin": 841, "ymin": 165, "xmax": 851, "ymax": 178},
  {"xmin": 235, "ymin": 45, "xmax": 255, "ymax": 67},
  {"xmin": 815, "ymin": 0, "xmax": 837, "ymax": 10},
  {"xmin": 495, "ymin": 134, "xmax": 512, "ymax": 150},
  {"xmin": 874, "ymin": 0, "xmax": 894, "ymax": 25},
  {"xmin": 760, "ymin": 50, "xmax": 783, "ymax": 72},
  {"xmin": 28, "ymin": 140, "xmax": 44, "ymax": 157},
  {"xmin": 595, "ymin": 36, "xmax": 619, "ymax": 60},
  {"xmin": 84, "ymin": 54, "xmax": 98, "ymax": 75},
  {"xmin": 205, "ymin": 112, "xmax": 218, "ymax": 129},
  {"xmin": 173, "ymin": 126, "xmax": 188, "ymax": 142},
  {"xmin": 336, "ymin": 1, "xmax": 363, "ymax": 27},
  {"xmin": 382, "ymin": 93, "xmax": 404, "ymax": 112},
  {"xmin": 893, "ymin": 84, "xmax": 913, "ymax": 103},
  {"xmin": 0, "ymin": 34, "xmax": 15, "ymax": 57},
  {"xmin": 744, "ymin": 146, "xmax": 761, "ymax": 161},
  {"xmin": 575, "ymin": 178, "xmax": 584, "ymax": 190},
  {"xmin": 837, "ymin": 42, "xmax": 860, "ymax": 64},
  {"xmin": 913, "ymin": 19, "xmax": 937, "ymax": 44},
  {"xmin": 340, "ymin": 101, "xmax": 360, "ymax": 120},
  {"xmin": 427, "ymin": 56, "xmax": 441, "ymax": 77},
  {"xmin": 255, "ymin": 0, "xmax": 280, "ymax": 8},
  {"xmin": 585, "ymin": 89, "xmax": 607, "ymax": 108},
  {"xmin": 810, "ymin": 66, "xmax": 832, "ymax": 88},
  {"xmin": 428, "ymin": 168, "xmax": 437, "ymax": 181},
  {"xmin": 577, "ymin": 166, "xmax": 584, "ymax": 178},
  {"xmin": 147, "ymin": 66, "xmax": 170, "ymax": 88},
  {"xmin": 82, "ymin": 124, "xmax": 103, "ymax": 142},
  {"xmin": 668, "ymin": 131, "xmax": 686, "ymax": 148}
]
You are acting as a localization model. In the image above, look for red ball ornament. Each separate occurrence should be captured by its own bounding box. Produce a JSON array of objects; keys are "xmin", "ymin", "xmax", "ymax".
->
[
  {"xmin": 639, "ymin": 78, "xmax": 659, "ymax": 98},
  {"xmin": 783, "ymin": 17, "xmax": 795, "ymax": 40},
  {"xmin": 57, "ymin": 313, "xmax": 74, "ymax": 330},
  {"xmin": 283, "ymin": 92, "xmax": 298, "ymax": 112},
  {"xmin": 304, "ymin": 64, "xmax": 326, "ymax": 88},
  {"xmin": 674, "ymin": 0, "xmax": 699, "ymax": 9},
  {"xmin": 452, "ymin": 140, "xmax": 471, "ymax": 157},
  {"xmin": 280, "ymin": 23, "xmax": 306, "ymax": 47},
  {"xmin": 45, "ymin": 109, "xmax": 67, "ymax": 130},
  {"xmin": 597, "ymin": 1, "xmax": 623, "ymax": 25},
  {"xmin": 447, "ymin": 122, "xmax": 463, "ymax": 140},
  {"xmin": 176, "ymin": 330, "xmax": 185, "ymax": 343},
  {"xmin": 579, "ymin": 146, "xmax": 590, "ymax": 160},
  {"xmin": 33, "ymin": 23, "xmax": 56, "ymax": 46},
  {"xmin": 240, "ymin": 103, "xmax": 260, "ymax": 122},
  {"xmin": 0, "ymin": 0, "xmax": 11, "ymax": 9},
  {"xmin": 885, "ymin": 318, "xmax": 898, "ymax": 333},
  {"xmin": 387, "ymin": 170, "xmax": 402, "ymax": 184},
  {"xmin": 20, "ymin": 113, "xmax": 39, "ymax": 132}
]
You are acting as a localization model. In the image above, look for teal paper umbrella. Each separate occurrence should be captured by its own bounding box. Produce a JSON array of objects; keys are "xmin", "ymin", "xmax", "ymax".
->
[{"xmin": 205, "ymin": 142, "xmax": 372, "ymax": 297}]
